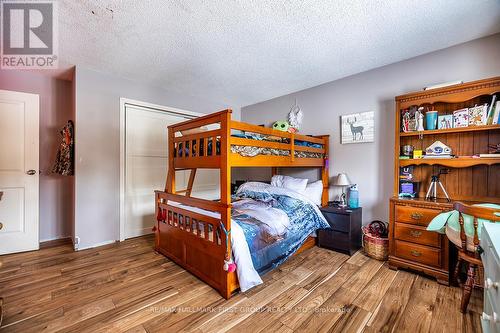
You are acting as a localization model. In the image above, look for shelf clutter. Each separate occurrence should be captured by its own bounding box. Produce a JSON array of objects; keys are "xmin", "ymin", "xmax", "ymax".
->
[{"xmin": 401, "ymin": 93, "xmax": 499, "ymax": 135}]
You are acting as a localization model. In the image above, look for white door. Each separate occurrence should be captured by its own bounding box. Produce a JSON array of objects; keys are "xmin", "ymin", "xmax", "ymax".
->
[
  {"xmin": 124, "ymin": 105, "xmax": 192, "ymax": 239},
  {"xmin": 0, "ymin": 90, "xmax": 39, "ymax": 255}
]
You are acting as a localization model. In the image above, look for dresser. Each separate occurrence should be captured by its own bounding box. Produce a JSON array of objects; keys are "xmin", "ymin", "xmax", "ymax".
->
[
  {"xmin": 481, "ymin": 223, "xmax": 500, "ymax": 333},
  {"xmin": 388, "ymin": 198, "xmax": 451, "ymax": 285},
  {"xmin": 318, "ymin": 206, "xmax": 362, "ymax": 255}
]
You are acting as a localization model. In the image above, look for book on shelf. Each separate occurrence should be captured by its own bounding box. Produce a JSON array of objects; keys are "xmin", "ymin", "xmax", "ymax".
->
[
  {"xmin": 479, "ymin": 153, "xmax": 500, "ymax": 158},
  {"xmin": 438, "ymin": 115, "xmax": 453, "ymax": 129},
  {"xmin": 492, "ymin": 100, "xmax": 500, "ymax": 125},
  {"xmin": 468, "ymin": 104, "xmax": 488, "ymax": 126},
  {"xmin": 486, "ymin": 95, "xmax": 497, "ymax": 124},
  {"xmin": 453, "ymin": 108, "xmax": 469, "ymax": 128}
]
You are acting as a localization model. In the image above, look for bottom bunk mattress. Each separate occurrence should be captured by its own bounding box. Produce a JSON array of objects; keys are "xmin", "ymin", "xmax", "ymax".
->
[{"xmin": 167, "ymin": 182, "xmax": 329, "ymax": 292}]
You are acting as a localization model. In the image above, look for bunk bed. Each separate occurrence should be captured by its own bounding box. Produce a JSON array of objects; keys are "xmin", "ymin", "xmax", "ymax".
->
[{"xmin": 154, "ymin": 109, "xmax": 330, "ymax": 299}]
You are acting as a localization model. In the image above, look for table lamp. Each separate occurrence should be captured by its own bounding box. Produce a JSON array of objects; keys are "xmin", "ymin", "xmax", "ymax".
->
[{"xmin": 333, "ymin": 173, "xmax": 350, "ymax": 207}]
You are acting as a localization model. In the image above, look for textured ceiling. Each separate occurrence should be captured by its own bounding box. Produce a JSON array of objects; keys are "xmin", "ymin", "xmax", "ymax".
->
[{"xmin": 59, "ymin": 0, "xmax": 500, "ymax": 108}]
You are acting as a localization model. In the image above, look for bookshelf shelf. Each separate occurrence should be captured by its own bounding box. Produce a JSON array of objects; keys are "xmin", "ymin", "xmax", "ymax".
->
[
  {"xmin": 399, "ymin": 157, "xmax": 500, "ymax": 168},
  {"xmin": 399, "ymin": 124, "xmax": 500, "ymax": 137}
]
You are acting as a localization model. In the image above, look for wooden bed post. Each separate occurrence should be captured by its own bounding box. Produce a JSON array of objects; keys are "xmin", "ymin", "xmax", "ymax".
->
[
  {"xmin": 220, "ymin": 109, "xmax": 233, "ymax": 299},
  {"xmin": 320, "ymin": 135, "xmax": 329, "ymax": 207},
  {"xmin": 166, "ymin": 125, "xmax": 176, "ymax": 194}
]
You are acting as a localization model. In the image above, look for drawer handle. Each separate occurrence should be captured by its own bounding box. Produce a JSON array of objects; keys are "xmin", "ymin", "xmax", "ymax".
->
[
  {"xmin": 410, "ymin": 230, "xmax": 422, "ymax": 238},
  {"xmin": 410, "ymin": 212, "xmax": 423, "ymax": 220},
  {"xmin": 411, "ymin": 250, "xmax": 422, "ymax": 257},
  {"xmin": 485, "ymin": 278, "xmax": 499, "ymax": 290}
]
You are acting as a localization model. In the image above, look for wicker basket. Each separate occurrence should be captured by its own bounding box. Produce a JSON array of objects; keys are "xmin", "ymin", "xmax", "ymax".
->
[{"xmin": 362, "ymin": 225, "xmax": 389, "ymax": 261}]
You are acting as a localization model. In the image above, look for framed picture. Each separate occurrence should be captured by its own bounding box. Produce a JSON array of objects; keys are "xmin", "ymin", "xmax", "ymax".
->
[{"xmin": 341, "ymin": 111, "xmax": 374, "ymax": 144}]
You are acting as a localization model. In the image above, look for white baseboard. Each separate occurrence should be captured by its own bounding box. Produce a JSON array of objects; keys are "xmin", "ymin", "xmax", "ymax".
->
[
  {"xmin": 75, "ymin": 239, "xmax": 116, "ymax": 251},
  {"xmin": 39, "ymin": 235, "xmax": 71, "ymax": 243}
]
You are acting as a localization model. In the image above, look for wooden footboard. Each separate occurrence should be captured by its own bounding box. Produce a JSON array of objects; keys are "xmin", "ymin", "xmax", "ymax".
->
[{"xmin": 154, "ymin": 191, "xmax": 237, "ymax": 299}]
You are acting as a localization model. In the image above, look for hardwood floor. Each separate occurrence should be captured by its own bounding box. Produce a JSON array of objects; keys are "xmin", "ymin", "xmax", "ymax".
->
[{"xmin": 0, "ymin": 235, "xmax": 482, "ymax": 332}]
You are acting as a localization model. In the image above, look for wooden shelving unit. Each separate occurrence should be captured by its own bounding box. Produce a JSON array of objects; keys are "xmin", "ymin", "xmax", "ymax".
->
[
  {"xmin": 394, "ymin": 77, "xmax": 500, "ymax": 202},
  {"xmin": 388, "ymin": 76, "xmax": 500, "ymax": 286}
]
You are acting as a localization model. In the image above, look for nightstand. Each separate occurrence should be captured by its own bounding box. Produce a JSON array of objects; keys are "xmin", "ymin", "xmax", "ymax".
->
[{"xmin": 318, "ymin": 206, "xmax": 362, "ymax": 255}]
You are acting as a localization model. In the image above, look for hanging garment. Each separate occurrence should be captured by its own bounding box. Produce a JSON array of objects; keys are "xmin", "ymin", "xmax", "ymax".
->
[{"xmin": 52, "ymin": 120, "xmax": 74, "ymax": 176}]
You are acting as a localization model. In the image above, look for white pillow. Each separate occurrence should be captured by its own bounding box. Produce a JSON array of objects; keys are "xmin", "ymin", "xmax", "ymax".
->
[
  {"xmin": 270, "ymin": 175, "xmax": 285, "ymax": 188},
  {"xmin": 271, "ymin": 175, "xmax": 308, "ymax": 194},
  {"xmin": 303, "ymin": 180, "xmax": 323, "ymax": 206}
]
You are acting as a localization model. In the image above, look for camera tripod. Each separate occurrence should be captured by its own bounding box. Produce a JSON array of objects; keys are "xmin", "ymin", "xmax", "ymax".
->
[{"xmin": 425, "ymin": 168, "xmax": 451, "ymax": 201}]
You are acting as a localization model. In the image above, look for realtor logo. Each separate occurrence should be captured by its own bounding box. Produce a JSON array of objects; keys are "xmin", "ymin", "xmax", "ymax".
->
[{"xmin": 1, "ymin": 0, "xmax": 58, "ymax": 69}]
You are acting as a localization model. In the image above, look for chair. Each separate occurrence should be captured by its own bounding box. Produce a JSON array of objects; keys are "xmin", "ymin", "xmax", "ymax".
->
[{"xmin": 451, "ymin": 202, "xmax": 500, "ymax": 313}]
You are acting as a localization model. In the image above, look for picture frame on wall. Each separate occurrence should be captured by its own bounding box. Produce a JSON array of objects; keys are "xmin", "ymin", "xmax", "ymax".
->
[{"xmin": 341, "ymin": 111, "xmax": 374, "ymax": 144}]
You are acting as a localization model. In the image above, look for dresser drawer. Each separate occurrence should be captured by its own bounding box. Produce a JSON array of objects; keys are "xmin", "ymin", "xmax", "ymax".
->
[
  {"xmin": 395, "ymin": 205, "xmax": 441, "ymax": 226},
  {"xmin": 394, "ymin": 240, "xmax": 440, "ymax": 267},
  {"xmin": 395, "ymin": 223, "xmax": 440, "ymax": 248}
]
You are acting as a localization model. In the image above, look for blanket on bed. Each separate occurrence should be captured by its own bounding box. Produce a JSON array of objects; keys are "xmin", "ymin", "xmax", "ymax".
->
[{"xmin": 232, "ymin": 182, "xmax": 329, "ymax": 275}]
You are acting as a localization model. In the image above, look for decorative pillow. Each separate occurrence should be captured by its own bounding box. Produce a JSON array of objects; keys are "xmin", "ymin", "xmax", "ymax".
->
[
  {"xmin": 271, "ymin": 175, "xmax": 308, "ymax": 194},
  {"xmin": 302, "ymin": 180, "xmax": 323, "ymax": 206}
]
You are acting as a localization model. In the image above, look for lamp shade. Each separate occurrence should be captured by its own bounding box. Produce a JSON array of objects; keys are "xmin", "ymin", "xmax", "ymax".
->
[{"xmin": 333, "ymin": 173, "xmax": 350, "ymax": 186}]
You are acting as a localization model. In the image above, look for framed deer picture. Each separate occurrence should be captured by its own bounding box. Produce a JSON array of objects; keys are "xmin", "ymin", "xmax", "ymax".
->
[{"xmin": 341, "ymin": 111, "xmax": 374, "ymax": 144}]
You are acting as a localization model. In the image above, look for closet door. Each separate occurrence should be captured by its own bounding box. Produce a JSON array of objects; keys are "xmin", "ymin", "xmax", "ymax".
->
[{"xmin": 124, "ymin": 105, "xmax": 190, "ymax": 239}]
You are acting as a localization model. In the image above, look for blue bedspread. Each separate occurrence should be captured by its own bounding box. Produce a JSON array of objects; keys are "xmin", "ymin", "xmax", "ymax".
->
[
  {"xmin": 232, "ymin": 132, "xmax": 323, "ymax": 149},
  {"xmin": 232, "ymin": 189, "xmax": 329, "ymax": 274}
]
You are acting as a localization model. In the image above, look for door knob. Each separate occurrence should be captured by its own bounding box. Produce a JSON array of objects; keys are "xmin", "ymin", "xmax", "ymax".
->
[
  {"xmin": 26, "ymin": 170, "xmax": 36, "ymax": 175},
  {"xmin": 0, "ymin": 222, "xmax": 3, "ymax": 230}
]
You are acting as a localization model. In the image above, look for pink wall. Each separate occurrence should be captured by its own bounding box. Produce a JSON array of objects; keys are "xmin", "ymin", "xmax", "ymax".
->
[{"xmin": 0, "ymin": 69, "xmax": 74, "ymax": 241}]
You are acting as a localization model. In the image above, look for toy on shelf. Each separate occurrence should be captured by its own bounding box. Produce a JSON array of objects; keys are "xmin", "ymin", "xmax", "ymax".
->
[
  {"xmin": 401, "ymin": 107, "xmax": 418, "ymax": 132},
  {"xmin": 272, "ymin": 120, "xmax": 290, "ymax": 132},
  {"xmin": 416, "ymin": 107, "xmax": 425, "ymax": 131},
  {"xmin": 424, "ymin": 141, "xmax": 452, "ymax": 158}
]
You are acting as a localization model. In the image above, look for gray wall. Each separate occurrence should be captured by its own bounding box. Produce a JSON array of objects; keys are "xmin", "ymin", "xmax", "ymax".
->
[
  {"xmin": 75, "ymin": 67, "xmax": 237, "ymax": 249},
  {"xmin": 240, "ymin": 33, "xmax": 500, "ymax": 225}
]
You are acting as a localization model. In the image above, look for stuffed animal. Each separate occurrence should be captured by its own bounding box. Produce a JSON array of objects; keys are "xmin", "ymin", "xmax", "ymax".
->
[
  {"xmin": 288, "ymin": 99, "xmax": 303, "ymax": 132},
  {"xmin": 272, "ymin": 120, "xmax": 290, "ymax": 132}
]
